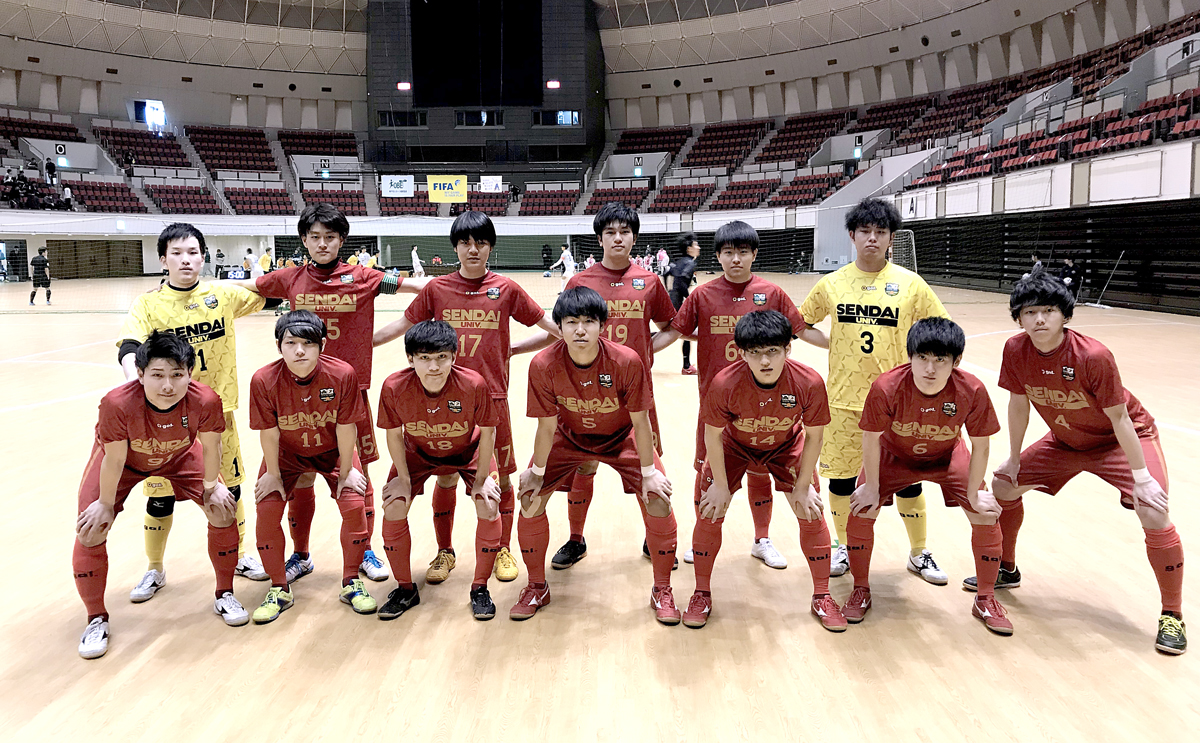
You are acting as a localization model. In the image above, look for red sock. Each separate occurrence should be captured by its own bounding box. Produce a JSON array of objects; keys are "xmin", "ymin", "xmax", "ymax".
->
[
  {"xmin": 337, "ymin": 492, "xmax": 368, "ymax": 585},
  {"xmin": 382, "ymin": 518, "xmax": 413, "ymax": 586},
  {"xmin": 797, "ymin": 517, "xmax": 833, "ymax": 595},
  {"xmin": 73, "ymin": 540, "xmax": 109, "ymax": 620},
  {"xmin": 566, "ymin": 472, "xmax": 595, "ymax": 541},
  {"xmin": 999, "ymin": 497, "xmax": 1024, "ymax": 570},
  {"xmin": 208, "ymin": 522, "xmax": 239, "ymax": 596},
  {"xmin": 691, "ymin": 516, "xmax": 723, "ymax": 593},
  {"xmin": 288, "ymin": 485, "xmax": 316, "ymax": 554},
  {"xmin": 498, "ymin": 486, "xmax": 515, "ymax": 550},
  {"xmin": 747, "ymin": 471, "xmax": 773, "ymax": 542},
  {"xmin": 431, "ymin": 483, "xmax": 457, "ymax": 552},
  {"xmin": 362, "ymin": 476, "xmax": 376, "ymax": 550},
  {"xmin": 971, "ymin": 522, "xmax": 1004, "ymax": 599},
  {"xmin": 640, "ymin": 504, "xmax": 678, "ymax": 589},
  {"xmin": 474, "ymin": 516, "xmax": 502, "ymax": 587},
  {"xmin": 1145, "ymin": 525, "xmax": 1184, "ymax": 614},
  {"xmin": 846, "ymin": 514, "xmax": 876, "ymax": 589},
  {"xmin": 518, "ymin": 512, "xmax": 551, "ymax": 585},
  {"xmin": 255, "ymin": 497, "xmax": 288, "ymax": 587}
]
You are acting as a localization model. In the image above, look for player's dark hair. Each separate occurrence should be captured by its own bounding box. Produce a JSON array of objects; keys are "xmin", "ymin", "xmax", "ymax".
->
[
  {"xmin": 156, "ymin": 222, "xmax": 206, "ymax": 258},
  {"xmin": 135, "ymin": 330, "xmax": 195, "ymax": 371},
  {"xmin": 674, "ymin": 232, "xmax": 698, "ymax": 253},
  {"xmin": 553, "ymin": 286, "xmax": 608, "ymax": 325},
  {"xmin": 1009, "ymin": 265, "xmax": 1075, "ymax": 320},
  {"xmin": 297, "ymin": 203, "xmax": 349, "ymax": 239},
  {"xmin": 845, "ymin": 197, "xmax": 902, "ymax": 233},
  {"xmin": 450, "ymin": 210, "xmax": 496, "ymax": 247},
  {"xmin": 405, "ymin": 320, "xmax": 459, "ymax": 356},
  {"xmin": 592, "ymin": 202, "xmax": 640, "ymax": 237},
  {"xmin": 734, "ymin": 310, "xmax": 793, "ymax": 351},
  {"xmin": 714, "ymin": 220, "xmax": 759, "ymax": 253},
  {"xmin": 37, "ymin": 247, "xmax": 46, "ymax": 255},
  {"xmin": 906, "ymin": 317, "xmax": 965, "ymax": 359},
  {"xmin": 274, "ymin": 309, "xmax": 327, "ymax": 346}
]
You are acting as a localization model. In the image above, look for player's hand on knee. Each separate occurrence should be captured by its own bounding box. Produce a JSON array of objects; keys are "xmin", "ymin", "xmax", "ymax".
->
[
  {"xmin": 254, "ymin": 472, "xmax": 286, "ymax": 504},
  {"xmin": 849, "ymin": 483, "xmax": 881, "ymax": 517},
  {"xmin": 994, "ymin": 457, "xmax": 1020, "ymax": 487},
  {"xmin": 204, "ymin": 483, "xmax": 236, "ymax": 523},
  {"xmin": 76, "ymin": 502, "xmax": 114, "ymax": 545},
  {"xmin": 1132, "ymin": 472, "xmax": 1169, "ymax": 513},
  {"xmin": 971, "ymin": 489, "xmax": 1002, "ymax": 519},
  {"xmin": 381, "ymin": 477, "xmax": 411, "ymax": 508},
  {"xmin": 698, "ymin": 481, "xmax": 731, "ymax": 521},
  {"xmin": 337, "ymin": 467, "xmax": 368, "ymax": 498},
  {"xmin": 641, "ymin": 469, "xmax": 672, "ymax": 505},
  {"xmin": 791, "ymin": 484, "xmax": 823, "ymax": 520},
  {"xmin": 518, "ymin": 468, "xmax": 544, "ymax": 501},
  {"xmin": 473, "ymin": 476, "xmax": 501, "ymax": 507}
]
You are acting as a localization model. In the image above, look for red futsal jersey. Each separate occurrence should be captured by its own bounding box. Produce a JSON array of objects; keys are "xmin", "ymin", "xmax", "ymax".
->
[
  {"xmin": 670, "ymin": 275, "xmax": 805, "ymax": 395},
  {"xmin": 403, "ymin": 271, "xmax": 545, "ymax": 398},
  {"xmin": 701, "ymin": 359, "xmax": 832, "ymax": 450},
  {"xmin": 248, "ymin": 355, "xmax": 365, "ymax": 455},
  {"xmin": 998, "ymin": 329, "xmax": 1154, "ymax": 451},
  {"xmin": 377, "ymin": 366, "xmax": 498, "ymax": 458},
  {"xmin": 255, "ymin": 262, "xmax": 387, "ymax": 390},
  {"xmin": 527, "ymin": 338, "xmax": 651, "ymax": 453},
  {"xmin": 860, "ymin": 365, "xmax": 1000, "ymax": 464},
  {"xmin": 96, "ymin": 380, "xmax": 225, "ymax": 473},
  {"xmin": 565, "ymin": 262, "xmax": 676, "ymax": 369}
]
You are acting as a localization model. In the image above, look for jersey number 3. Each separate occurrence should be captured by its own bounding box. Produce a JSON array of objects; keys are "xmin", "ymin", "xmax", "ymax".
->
[{"xmin": 860, "ymin": 331, "xmax": 874, "ymax": 354}]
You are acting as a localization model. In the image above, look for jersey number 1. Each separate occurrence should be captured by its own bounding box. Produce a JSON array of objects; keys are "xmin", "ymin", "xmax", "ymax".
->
[{"xmin": 196, "ymin": 349, "xmax": 208, "ymax": 371}]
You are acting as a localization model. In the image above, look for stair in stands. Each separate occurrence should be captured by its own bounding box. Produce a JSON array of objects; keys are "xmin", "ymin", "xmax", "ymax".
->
[{"xmin": 268, "ymin": 139, "xmax": 307, "ymax": 213}]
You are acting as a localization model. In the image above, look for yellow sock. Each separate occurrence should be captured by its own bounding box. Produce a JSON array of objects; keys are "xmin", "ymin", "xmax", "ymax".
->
[
  {"xmin": 828, "ymin": 494, "xmax": 850, "ymax": 547},
  {"xmin": 897, "ymin": 493, "xmax": 927, "ymax": 556},
  {"xmin": 144, "ymin": 514, "xmax": 173, "ymax": 572},
  {"xmin": 235, "ymin": 496, "xmax": 247, "ymax": 558}
]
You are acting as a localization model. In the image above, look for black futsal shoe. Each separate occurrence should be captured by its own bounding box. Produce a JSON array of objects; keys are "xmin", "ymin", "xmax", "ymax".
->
[
  {"xmin": 471, "ymin": 585, "xmax": 496, "ymax": 621},
  {"xmin": 551, "ymin": 538, "xmax": 588, "ymax": 570},
  {"xmin": 962, "ymin": 565, "xmax": 1022, "ymax": 592},
  {"xmin": 378, "ymin": 585, "xmax": 420, "ymax": 621}
]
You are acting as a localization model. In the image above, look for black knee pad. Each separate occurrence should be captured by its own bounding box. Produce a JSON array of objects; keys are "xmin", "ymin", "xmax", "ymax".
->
[
  {"xmin": 229, "ymin": 484, "xmax": 242, "ymax": 502},
  {"xmin": 828, "ymin": 477, "xmax": 857, "ymax": 497},
  {"xmin": 146, "ymin": 496, "xmax": 176, "ymax": 518},
  {"xmin": 896, "ymin": 483, "xmax": 923, "ymax": 498}
]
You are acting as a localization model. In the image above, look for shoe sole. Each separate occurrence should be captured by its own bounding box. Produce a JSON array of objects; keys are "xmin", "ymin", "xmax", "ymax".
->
[
  {"xmin": 378, "ymin": 603, "xmax": 418, "ymax": 621},
  {"xmin": 961, "ymin": 579, "xmax": 1020, "ymax": 593},
  {"xmin": 287, "ymin": 566, "xmax": 314, "ymax": 584},
  {"xmin": 216, "ymin": 610, "xmax": 250, "ymax": 627},
  {"xmin": 683, "ymin": 617, "xmax": 708, "ymax": 628},
  {"xmin": 340, "ymin": 596, "xmax": 378, "ymax": 615},
  {"xmin": 551, "ymin": 551, "xmax": 586, "ymax": 570},
  {"xmin": 752, "ymin": 553, "xmax": 788, "ymax": 570},
  {"xmin": 359, "ymin": 570, "xmax": 390, "ymax": 582},
  {"xmin": 656, "ymin": 614, "xmax": 682, "ymax": 626},
  {"xmin": 473, "ymin": 608, "xmax": 497, "ymax": 621},
  {"xmin": 79, "ymin": 648, "xmax": 108, "ymax": 660},
  {"xmin": 236, "ymin": 568, "xmax": 270, "ymax": 582},
  {"xmin": 907, "ymin": 564, "xmax": 949, "ymax": 586},
  {"xmin": 1155, "ymin": 643, "xmax": 1187, "ymax": 655},
  {"xmin": 425, "ymin": 574, "xmax": 450, "ymax": 583},
  {"xmin": 494, "ymin": 570, "xmax": 519, "ymax": 582},
  {"xmin": 973, "ymin": 611, "xmax": 1014, "ymax": 636},
  {"xmin": 130, "ymin": 585, "xmax": 163, "ymax": 604},
  {"xmin": 844, "ymin": 607, "xmax": 871, "ymax": 624},
  {"xmin": 253, "ymin": 601, "xmax": 293, "ymax": 625}
]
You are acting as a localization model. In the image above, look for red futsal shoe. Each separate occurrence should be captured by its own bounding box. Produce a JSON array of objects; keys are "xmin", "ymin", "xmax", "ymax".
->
[
  {"xmin": 972, "ymin": 595, "xmax": 1014, "ymax": 636},
  {"xmin": 509, "ymin": 584, "xmax": 551, "ymax": 621},
  {"xmin": 842, "ymin": 586, "xmax": 872, "ymax": 624},
  {"xmin": 811, "ymin": 594, "xmax": 848, "ymax": 632},
  {"xmin": 651, "ymin": 586, "xmax": 682, "ymax": 625},
  {"xmin": 682, "ymin": 366, "xmax": 698, "ymax": 376},
  {"xmin": 682, "ymin": 591, "xmax": 712, "ymax": 628}
]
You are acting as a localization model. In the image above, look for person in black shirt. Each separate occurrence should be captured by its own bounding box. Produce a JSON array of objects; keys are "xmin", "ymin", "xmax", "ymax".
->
[
  {"xmin": 664, "ymin": 232, "xmax": 701, "ymax": 374},
  {"xmin": 45, "ymin": 158, "xmax": 57, "ymax": 185},
  {"xmin": 30, "ymin": 247, "xmax": 51, "ymax": 305},
  {"xmin": 1058, "ymin": 257, "xmax": 1081, "ymax": 298},
  {"xmin": 541, "ymin": 243, "xmax": 553, "ymax": 270}
]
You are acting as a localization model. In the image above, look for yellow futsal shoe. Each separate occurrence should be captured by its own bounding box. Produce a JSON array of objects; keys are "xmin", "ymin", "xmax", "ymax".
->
[
  {"xmin": 426, "ymin": 550, "xmax": 456, "ymax": 584},
  {"xmin": 252, "ymin": 586, "xmax": 294, "ymax": 624},
  {"xmin": 340, "ymin": 579, "xmax": 378, "ymax": 614},
  {"xmin": 494, "ymin": 547, "xmax": 519, "ymax": 582}
]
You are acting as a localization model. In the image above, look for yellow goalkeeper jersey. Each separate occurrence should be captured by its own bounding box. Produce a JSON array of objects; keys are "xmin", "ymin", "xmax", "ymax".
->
[
  {"xmin": 118, "ymin": 282, "xmax": 265, "ymax": 411},
  {"xmin": 800, "ymin": 261, "xmax": 948, "ymax": 410}
]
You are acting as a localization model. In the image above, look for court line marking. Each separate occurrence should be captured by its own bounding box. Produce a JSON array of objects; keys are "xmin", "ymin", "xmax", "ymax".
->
[{"xmin": 0, "ymin": 339, "xmax": 115, "ymax": 363}]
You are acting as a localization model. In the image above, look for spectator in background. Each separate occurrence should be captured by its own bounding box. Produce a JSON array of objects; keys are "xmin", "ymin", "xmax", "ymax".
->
[
  {"xmin": 214, "ymin": 248, "xmax": 226, "ymax": 278},
  {"xmin": 62, "ymin": 185, "xmax": 72, "ymax": 209},
  {"xmin": 44, "ymin": 158, "xmax": 57, "ymax": 185},
  {"xmin": 431, "ymin": 254, "xmax": 443, "ymax": 266},
  {"xmin": 258, "ymin": 248, "xmax": 273, "ymax": 276},
  {"xmin": 357, "ymin": 248, "xmax": 372, "ymax": 267},
  {"xmin": 1058, "ymin": 257, "xmax": 1081, "ymax": 298},
  {"xmin": 541, "ymin": 244, "xmax": 553, "ymax": 270},
  {"xmin": 1024, "ymin": 253, "xmax": 1043, "ymax": 279},
  {"xmin": 584, "ymin": 254, "xmax": 596, "ymax": 269}
]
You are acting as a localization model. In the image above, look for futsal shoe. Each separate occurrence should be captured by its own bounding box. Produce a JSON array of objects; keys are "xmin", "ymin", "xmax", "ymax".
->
[
  {"xmin": 493, "ymin": 547, "xmax": 520, "ymax": 581},
  {"xmin": 129, "ymin": 569, "xmax": 165, "ymax": 603},
  {"xmin": 252, "ymin": 586, "xmax": 294, "ymax": 624},
  {"xmin": 682, "ymin": 591, "xmax": 712, "ymax": 628},
  {"xmin": 235, "ymin": 555, "xmax": 269, "ymax": 581},
  {"xmin": 842, "ymin": 586, "xmax": 872, "ymax": 624},
  {"xmin": 509, "ymin": 583, "xmax": 551, "ymax": 620},
  {"xmin": 651, "ymin": 586, "xmax": 682, "ymax": 625},
  {"xmin": 213, "ymin": 591, "xmax": 250, "ymax": 627},
  {"xmin": 378, "ymin": 585, "xmax": 420, "ymax": 621},
  {"xmin": 359, "ymin": 550, "xmax": 390, "ymax": 582},
  {"xmin": 829, "ymin": 545, "xmax": 850, "ymax": 577},
  {"xmin": 284, "ymin": 553, "xmax": 315, "ymax": 584},
  {"xmin": 811, "ymin": 594, "xmax": 848, "ymax": 632},
  {"xmin": 751, "ymin": 538, "xmax": 788, "ymax": 569},
  {"xmin": 683, "ymin": 548, "xmax": 695, "ymax": 564},
  {"xmin": 962, "ymin": 565, "xmax": 1022, "ymax": 592},
  {"xmin": 425, "ymin": 550, "xmax": 456, "ymax": 583},
  {"xmin": 340, "ymin": 579, "xmax": 377, "ymax": 614},
  {"xmin": 642, "ymin": 539, "xmax": 679, "ymax": 570},
  {"xmin": 471, "ymin": 585, "xmax": 497, "ymax": 621},
  {"xmin": 682, "ymin": 366, "xmax": 698, "ymax": 376},
  {"xmin": 78, "ymin": 617, "xmax": 109, "ymax": 660},
  {"xmin": 1156, "ymin": 615, "xmax": 1187, "ymax": 655},
  {"xmin": 972, "ymin": 595, "xmax": 1014, "ymax": 636},
  {"xmin": 551, "ymin": 538, "xmax": 587, "ymax": 570},
  {"xmin": 906, "ymin": 549, "xmax": 949, "ymax": 585}
]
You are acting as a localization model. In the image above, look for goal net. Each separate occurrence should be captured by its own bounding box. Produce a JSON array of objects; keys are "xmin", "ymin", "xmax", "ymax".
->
[{"xmin": 891, "ymin": 228, "xmax": 917, "ymax": 274}]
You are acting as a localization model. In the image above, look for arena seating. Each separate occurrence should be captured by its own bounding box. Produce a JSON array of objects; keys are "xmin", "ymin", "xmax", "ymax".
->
[
  {"xmin": 0, "ymin": 117, "xmax": 84, "ymax": 148},
  {"xmin": 380, "ymin": 196, "xmax": 438, "ymax": 216},
  {"xmin": 70, "ymin": 180, "xmax": 147, "ymax": 213},
  {"xmin": 847, "ymin": 96, "xmax": 936, "ymax": 134},
  {"xmin": 897, "ymin": 79, "xmax": 1024, "ymax": 145},
  {"xmin": 277, "ymin": 130, "xmax": 359, "ymax": 158},
  {"xmin": 1169, "ymin": 118, "xmax": 1200, "ymax": 140},
  {"xmin": 680, "ymin": 120, "xmax": 771, "ymax": 172},
  {"xmin": 647, "ymin": 183, "xmax": 715, "ymax": 213},
  {"xmin": 224, "ymin": 187, "xmax": 293, "ymax": 215},
  {"xmin": 769, "ymin": 173, "xmax": 849, "ymax": 207},
  {"xmin": 95, "ymin": 127, "xmax": 191, "ymax": 169},
  {"xmin": 185, "ymin": 126, "xmax": 276, "ymax": 171},
  {"xmin": 612, "ymin": 126, "xmax": 692, "ymax": 156},
  {"xmin": 756, "ymin": 110, "xmax": 850, "ymax": 164},
  {"xmin": 303, "ymin": 189, "xmax": 367, "ymax": 216},
  {"xmin": 518, "ymin": 189, "xmax": 580, "ymax": 216},
  {"xmin": 144, "ymin": 184, "xmax": 222, "ymax": 215},
  {"xmin": 709, "ymin": 178, "xmax": 779, "ymax": 210},
  {"xmin": 584, "ymin": 186, "xmax": 649, "ymax": 214},
  {"xmin": 467, "ymin": 191, "xmax": 509, "ymax": 217}
]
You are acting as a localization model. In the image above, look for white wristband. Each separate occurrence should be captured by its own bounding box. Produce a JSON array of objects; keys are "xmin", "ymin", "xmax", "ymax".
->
[
  {"xmin": 531, "ymin": 464, "xmax": 546, "ymax": 477},
  {"xmin": 203, "ymin": 479, "xmax": 218, "ymax": 490},
  {"xmin": 1132, "ymin": 468, "xmax": 1155, "ymax": 485},
  {"xmin": 641, "ymin": 464, "xmax": 658, "ymax": 477}
]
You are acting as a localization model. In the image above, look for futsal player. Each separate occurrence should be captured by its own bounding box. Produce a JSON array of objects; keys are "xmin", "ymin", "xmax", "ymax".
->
[
  {"xmin": 965, "ymin": 267, "xmax": 1186, "ymax": 654},
  {"xmin": 118, "ymin": 223, "xmax": 271, "ymax": 604},
  {"xmin": 373, "ymin": 211, "xmax": 560, "ymax": 585},
  {"xmin": 75, "ymin": 332, "xmax": 244, "ymax": 660},
  {"xmin": 29, "ymin": 247, "xmax": 50, "ymax": 305},
  {"xmin": 845, "ymin": 318, "xmax": 1008, "ymax": 633},
  {"xmin": 688, "ymin": 311, "xmax": 839, "ymax": 630},
  {"xmin": 376, "ymin": 320, "xmax": 505, "ymax": 620},
  {"xmin": 799, "ymin": 198, "xmax": 950, "ymax": 584},
  {"xmin": 510, "ymin": 287, "xmax": 679, "ymax": 623},
  {"xmin": 248, "ymin": 311, "xmax": 374, "ymax": 623},
  {"xmin": 662, "ymin": 233, "xmax": 700, "ymax": 374}
]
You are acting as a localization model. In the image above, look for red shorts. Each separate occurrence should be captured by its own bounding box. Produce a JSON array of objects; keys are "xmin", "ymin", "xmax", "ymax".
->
[
  {"xmin": 388, "ymin": 445, "xmax": 482, "ymax": 497},
  {"xmin": 77, "ymin": 441, "xmax": 205, "ymax": 515},
  {"xmin": 649, "ymin": 401, "xmax": 662, "ymax": 456},
  {"xmin": 540, "ymin": 429, "xmax": 664, "ymax": 497},
  {"xmin": 693, "ymin": 419, "xmax": 770, "ymax": 476},
  {"xmin": 258, "ymin": 446, "xmax": 365, "ymax": 499},
  {"xmin": 856, "ymin": 440, "xmax": 977, "ymax": 511},
  {"xmin": 700, "ymin": 430, "xmax": 810, "ymax": 495},
  {"xmin": 1000, "ymin": 429, "xmax": 1169, "ymax": 509},
  {"xmin": 489, "ymin": 397, "xmax": 518, "ymax": 477},
  {"xmin": 356, "ymin": 388, "xmax": 380, "ymax": 465}
]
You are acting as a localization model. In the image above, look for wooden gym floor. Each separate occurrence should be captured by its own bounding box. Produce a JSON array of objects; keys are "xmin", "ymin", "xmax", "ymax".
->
[{"xmin": 1, "ymin": 272, "xmax": 1197, "ymax": 741}]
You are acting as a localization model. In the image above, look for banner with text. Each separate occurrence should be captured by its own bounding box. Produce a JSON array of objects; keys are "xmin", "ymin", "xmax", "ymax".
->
[
  {"xmin": 381, "ymin": 175, "xmax": 415, "ymax": 198},
  {"xmin": 427, "ymin": 175, "xmax": 467, "ymax": 203}
]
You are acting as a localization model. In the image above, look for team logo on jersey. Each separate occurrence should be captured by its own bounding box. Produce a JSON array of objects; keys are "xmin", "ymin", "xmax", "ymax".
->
[
  {"xmin": 942, "ymin": 402, "xmax": 958, "ymax": 417},
  {"xmin": 204, "ymin": 294, "xmax": 219, "ymax": 309},
  {"xmin": 319, "ymin": 388, "xmax": 336, "ymax": 402},
  {"xmin": 781, "ymin": 394, "xmax": 797, "ymax": 408},
  {"xmin": 632, "ymin": 279, "xmax": 645, "ymax": 290},
  {"xmin": 181, "ymin": 416, "xmax": 189, "ymax": 428},
  {"xmin": 340, "ymin": 274, "xmax": 354, "ymax": 284},
  {"xmin": 1062, "ymin": 366, "xmax": 1075, "ymax": 381},
  {"xmin": 885, "ymin": 282, "xmax": 900, "ymax": 296},
  {"xmin": 486, "ymin": 287, "xmax": 500, "ymax": 300},
  {"xmin": 861, "ymin": 285, "xmax": 877, "ymax": 291},
  {"xmin": 753, "ymin": 293, "xmax": 767, "ymax": 306},
  {"xmin": 448, "ymin": 400, "xmax": 462, "ymax": 414},
  {"xmin": 599, "ymin": 374, "xmax": 613, "ymax": 388}
]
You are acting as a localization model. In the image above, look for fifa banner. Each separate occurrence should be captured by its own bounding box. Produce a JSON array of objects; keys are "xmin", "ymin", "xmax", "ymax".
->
[
  {"xmin": 427, "ymin": 175, "xmax": 467, "ymax": 203},
  {"xmin": 479, "ymin": 175, "xmax": 503, "ymax": 193},
  {"xmin": 381, "ymin": 175, "xmax": 415, "ymax": 198}
]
